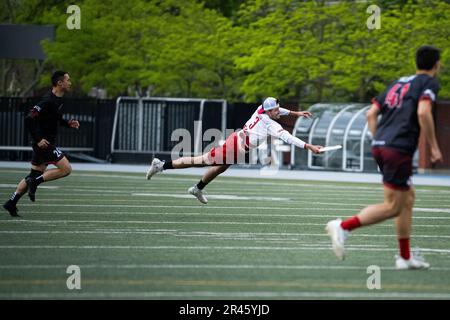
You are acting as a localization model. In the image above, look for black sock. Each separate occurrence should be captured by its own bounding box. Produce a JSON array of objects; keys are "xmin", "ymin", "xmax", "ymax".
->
[
  {"xmin": 196, "ymin": 179, "xmax": 207, "ymax": 190},
  {"xmin": 163, "ymin": 161, "xmax": 173, "ymax": 170},
  {"xmin": 9, "ymin": 192, "xmax": 22, "ymax": 205},
  {"xmin": 35, "ymin": 175, "xmax": 44, "ymax": 185}
]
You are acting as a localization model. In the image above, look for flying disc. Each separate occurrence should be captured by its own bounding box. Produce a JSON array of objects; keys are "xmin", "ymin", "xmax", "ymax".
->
[{"xmin": 319, "ymin": 145, "xmax": 342, "ymax": 152}]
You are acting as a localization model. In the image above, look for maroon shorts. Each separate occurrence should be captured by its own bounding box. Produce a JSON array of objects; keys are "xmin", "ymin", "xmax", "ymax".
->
[
  {"xmin": 372, "ymin": 147, "xmax": 413, "ymax": 191},
  {"xmin": 207, "ymin": 132, "xmax": 248, "ymax": 165},
  {"xmin": 31, "ymin": 144, "xmax": 65, "ymax": 166}
]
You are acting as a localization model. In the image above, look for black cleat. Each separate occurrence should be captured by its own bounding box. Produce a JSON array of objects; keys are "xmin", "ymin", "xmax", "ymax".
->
[
  {"xmin": 25, "ymin": 177, "xmax": 38, "ymax": 202},
  {"xmin": 3, "ymin": 201, "xmax": 20, "ymax": 217}
]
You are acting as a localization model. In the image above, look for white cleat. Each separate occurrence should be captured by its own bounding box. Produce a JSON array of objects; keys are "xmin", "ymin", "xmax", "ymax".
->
[
  {"xmin": 326, "ymin": 218, "xmax": 348, "ymax": 261},
  {"xmin": 146, "ymin": 158, "xmax": 164, "ymax": 180},
  {"xmin": 188, "ymin": 186, "xmax": 208, "ymax": 204},
  {"xmin": 395, "ymin": 250, "xmax": 430, "ymax": 270}
]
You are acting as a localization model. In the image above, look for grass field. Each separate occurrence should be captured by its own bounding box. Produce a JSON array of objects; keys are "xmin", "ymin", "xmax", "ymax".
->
[{"xmin": 0, "ymin": 167, "xmax": 450, "ymax": 300}]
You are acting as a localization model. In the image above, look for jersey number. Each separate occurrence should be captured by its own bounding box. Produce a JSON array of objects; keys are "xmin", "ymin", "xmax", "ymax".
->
[
  {"xmin": 53, "ymin": 148, "xmax": 63, "ymax": 158},
  {"xmin": 385, "ymin": 83, "xmax": 410, "ymax": 109},
  {"xmin": 248, "ymin": 116, "xmax": 261, "ymax": 129}
]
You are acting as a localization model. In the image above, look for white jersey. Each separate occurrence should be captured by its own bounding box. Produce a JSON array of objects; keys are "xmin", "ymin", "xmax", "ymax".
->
[{"xmin": 241, "ymin": 105, "xmax": 306, "ymax": 149}]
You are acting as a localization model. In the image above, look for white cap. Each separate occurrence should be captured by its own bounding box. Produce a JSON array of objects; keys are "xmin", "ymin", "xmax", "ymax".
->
[{"xmin": 262, "ymin": 97, "xmax": 279, "ymax": 111}]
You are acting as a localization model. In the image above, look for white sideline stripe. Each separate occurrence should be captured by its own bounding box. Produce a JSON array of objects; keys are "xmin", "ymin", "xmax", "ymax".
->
[
  {"xmin": 4, "ymin": 191, "xmax": 449, "ymax": 203},
  {"xmin": 2, "ymin": 219, "xmax": 450, "ymax": 230},
  {"xmin": 4, "ymin": 191, "xmax": 450, "ymax": 203},
  {"xmin": 5, "ymin": 182, "xmax": 444, "ymax": 196},
  {"xmin": 82, "ymin": 174, "xmax": 382, "ymax": 190},
  {"xmin": 0, "ymin": 291, "xmax": 449, "ymax": 299},
  {"xmin": 1, "ymin": 264, "xmax": 450, "ymax": 271},
  {"xmin": 415, "ymin": 208, "xmax": 450, "ymax": 213},
  {"xmin": 0, "ymin": 221, "xmax": 450, "ymax": 235},
  {"xmin": 2, "ymin": 213, "xmax": 450, "ymax": 220},
  {"xmin": 0, "ymin": 245, "xmax": 449, "ymax": 253},
  {"xmin": 66, "ymin": 181, "xmax": 447, "ymax": 193},
  {"xmin": 133, "ymin": 193, "xmax": 449, "ymax": 204},
  {"xmin": 2, "ymin": 219, "xmax": 450, "ymax": 232},
  {"xmin": 132, "ymin": 193, "xmax": 291, "ymax": 201},
  {"xmin": 11, "ymin": 203, "xmax": 450, "ymax": 213},
  {"xmin": 4, "ymin": 185, "xmax": 449, "ymax": 199},
  {"xmin": 5, "ymin": 196, "xmax": 450, "ymax": 210},
  {"xmin": 71, "ymin": 185, "xmax": 383, "ymax": 193},
  {"xmin": 0, "ymin": 184, "xmax": 58, "ymax": 189},
  {"xmin": 4, "ymin": 204, "xmax": 365, "ymax": 211},
  {"xmin": 0, "ymin": 230, "xmax": 445, "ymax": 243},
  {"xmin": 151, "ymin": 176, "xmax": 449, "ymax": 191},
  {"xmin": 2, "ymin": 211, "xmax": 449, "ymax": 226},
  {"xmin": 26, "ymin": 186, "xmax": 450, "ymax": 198},
  {"xmin": 3, "ymin": 194, "xmax": 450, "ymax": 205},
  {"xmin": 0, "ymin": 229, "xmax": 447, "ymax": 238}
]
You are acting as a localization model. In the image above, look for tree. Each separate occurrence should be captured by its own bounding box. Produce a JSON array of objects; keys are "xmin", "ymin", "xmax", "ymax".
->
[
  {"xmin": 234, "ymin": 0, "xmax": 449, "ymax": 102},
  {"xmin": 40, "ymin": 0, "xmax": 240, "ymax": 98},
  {"xmin": 3, "ymin": 0, "xmax": 448, "ymax": 101},
  {"xmin": 0, "ymin": 0, "xmax": 73, "ymax": 96}
]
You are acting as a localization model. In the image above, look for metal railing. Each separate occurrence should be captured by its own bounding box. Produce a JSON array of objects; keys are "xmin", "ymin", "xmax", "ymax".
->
[
  {"xmin": 111, "ymin": 97, "xmax": 227, "ymax": 155},
  {"xmin": 0, "ymin": 97, "xmax": 98, "ymax": 153}
]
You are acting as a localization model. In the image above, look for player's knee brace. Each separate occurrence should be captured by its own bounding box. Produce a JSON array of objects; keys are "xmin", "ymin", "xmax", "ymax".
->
[{"xmin": 25, "ymin": 169, "xmax": 44, "ymax": 180}]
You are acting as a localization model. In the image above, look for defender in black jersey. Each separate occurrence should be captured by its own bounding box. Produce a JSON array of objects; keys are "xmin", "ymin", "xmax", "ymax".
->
[
  {"xmin": 326, "ymin": 46, "xmax": 443, "ymax": 269},
  {"xmin": 3, "ymin": 71, "xmax": 80, "ymax": 217}
]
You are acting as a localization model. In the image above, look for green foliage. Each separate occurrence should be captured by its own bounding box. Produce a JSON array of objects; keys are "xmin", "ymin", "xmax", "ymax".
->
[
  {"xmin": 38, "ymin": 0, "xmax": 241, "ymax": 98},
  {"xmin": 234, "ymin": 0, "xmax": 450, "ymax": 102},
  {"xmin": 5, "ymin": 0, "xmax": 449, "ymax": 102}
]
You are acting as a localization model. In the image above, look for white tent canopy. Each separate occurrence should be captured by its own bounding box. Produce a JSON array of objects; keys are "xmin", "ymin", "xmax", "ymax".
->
[{"xmin": 291, "ymin": 103, "xmax": 378, "ymax": 172}]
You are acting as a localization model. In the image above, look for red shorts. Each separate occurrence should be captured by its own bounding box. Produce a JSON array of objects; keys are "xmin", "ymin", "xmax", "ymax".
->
[
  {"xmin": 207, "ymin": 132, "xmax": 248, "ymax": 165},
  {"xmin": 372, "ymin": 147, "xmax": 413, "ymax": 191}
]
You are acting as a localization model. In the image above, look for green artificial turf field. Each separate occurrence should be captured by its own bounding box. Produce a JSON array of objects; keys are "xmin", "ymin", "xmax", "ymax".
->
[{"xmin": 1, "ymin": 168, "xmax": 449, "ymax": 299}]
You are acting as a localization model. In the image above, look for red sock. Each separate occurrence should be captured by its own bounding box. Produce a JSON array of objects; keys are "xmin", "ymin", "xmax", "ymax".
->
[
  {"xmin": 340, "ymin": 216, "xmax": 361, "ymax": 231},
  {"xmin": 398, "ymin": 238, "xmax": 410, "ymax": 260}
]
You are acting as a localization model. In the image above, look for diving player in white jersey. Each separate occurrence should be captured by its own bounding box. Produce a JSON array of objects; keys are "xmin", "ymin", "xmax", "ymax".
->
[{"xmin": 146, "ymin": 97, "xmax": 322, "ymax": 204}]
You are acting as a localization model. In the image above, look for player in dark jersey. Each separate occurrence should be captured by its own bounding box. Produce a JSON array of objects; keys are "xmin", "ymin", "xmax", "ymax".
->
[
  {"xmin": 326, "ymin": 46, "xmax": 443, "ymax": 269},
  {"xmin": 2, "ymin": 71, "xmax": 80, "ymax": 217}
]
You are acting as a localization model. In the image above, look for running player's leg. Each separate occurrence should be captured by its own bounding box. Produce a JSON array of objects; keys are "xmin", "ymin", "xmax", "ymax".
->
[
  {"xmin": 356, "ymin": 186, "xmax": 407, "ymax": 226},
  {"xmin": 25, "ymin": 145, "xmax": 68, "ymax": 201},
  {"xmin": 395, "ymin": 187, "xmax": 414, "ymax": 259},
  {"xmin": 3, "ymin": 164, "xmax": 46, "ymax": 215},
  {"xmin": 188, "ymin": 165, "xmax": 231, "ymax": 204},
  {"xmin": 326, "ymin": 186, "xmax": 406, "ymax": 260},
  {"xmin": 146, "ymin": 154, "xmax": 211, "ymax": 180},
  {"xmin": 186, "ymin": 133, "xmax": 240, "ymax": 203},
  {"xmin": 171, "ymin": 154, "xmax": 211, "ymax": 168},
  {"xmin": 40, "ymin": 156, "xmax": 72, "ymax": 182},
  {"xmin": 394, "ymin": 188, "xmax": 428, "ymax": 269},
  {"xmin": 26, "ymin": 157, "xmax": 71, "ymax": 202},
  {"xmin": 146, "ymin": 132, "xmax": 238, "ymax": 180},
  {"xmin": 326, "ymin": 147, "xmax": 413, "ymax": 260},
  {"xmin": 395, "ymin": 187, "xmax": 414, "ymax": 243},
  {"xmin": 201, "ymin": 164, "xmax": 231, "ymax": 185}
]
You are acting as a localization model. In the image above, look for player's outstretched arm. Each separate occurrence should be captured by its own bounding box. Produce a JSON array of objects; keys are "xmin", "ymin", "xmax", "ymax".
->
[
  {"xmin": 305, "ymin": 143, "xmax": 322, "ymax": 154},
  {"xmin": 290, "ymin": 110, "xmax": 312, "ymax": 118},
  {"xmin": 277, "ymin": 130, "xmax": 322, "ymax": 154},
  {"xmin": 278, "ymin": 107, "xmax": 311, "ymax": 118}
]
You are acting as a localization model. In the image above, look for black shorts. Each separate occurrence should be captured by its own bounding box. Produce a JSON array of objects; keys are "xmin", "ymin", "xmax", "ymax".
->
[
  {"xmin": 372, "ymin": 147, "xmax": 412, "ymax": 191},
  {"xmin": 31, "ymin": 144, "xmax": 65, "ymax": 166}
]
